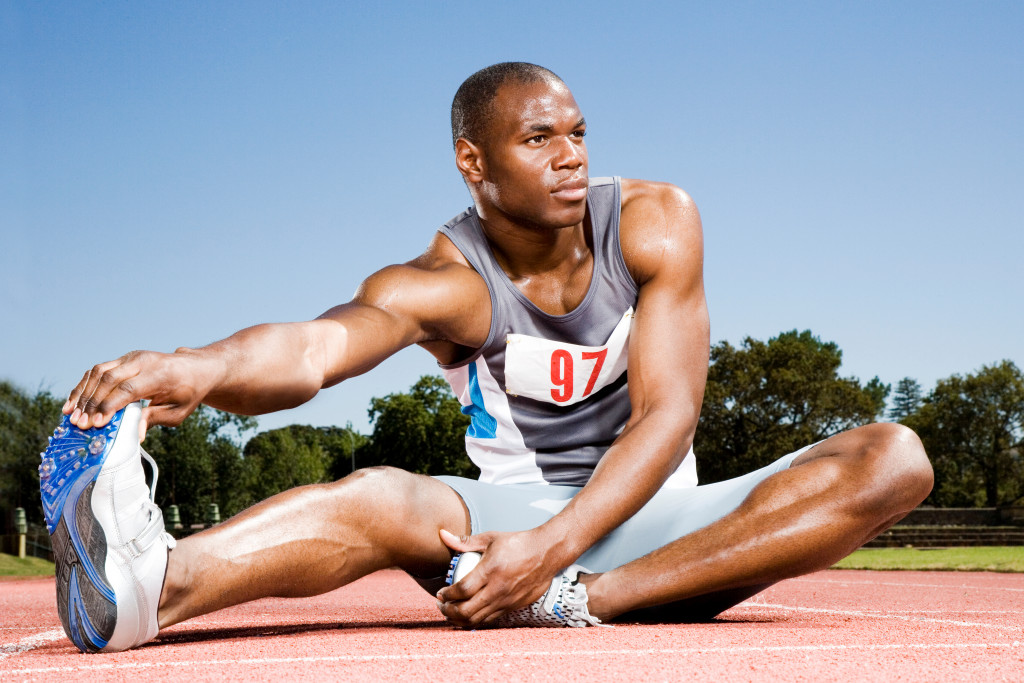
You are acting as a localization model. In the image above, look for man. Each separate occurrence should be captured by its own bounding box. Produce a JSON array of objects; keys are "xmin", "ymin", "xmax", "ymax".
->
[{"xmin": 46, "ymin": 62, "xmax": 932, "ymax": 653}]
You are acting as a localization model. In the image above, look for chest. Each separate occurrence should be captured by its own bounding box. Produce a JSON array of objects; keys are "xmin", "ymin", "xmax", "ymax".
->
[{"xmin": 508, "ymin": 252, "xmax": 594, "ymax": 317}]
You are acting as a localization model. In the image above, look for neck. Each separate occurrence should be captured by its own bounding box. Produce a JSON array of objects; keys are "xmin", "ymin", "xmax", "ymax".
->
[{"xmin": 477, "ymin": 212, "xmax": 589, "ymax": 279}]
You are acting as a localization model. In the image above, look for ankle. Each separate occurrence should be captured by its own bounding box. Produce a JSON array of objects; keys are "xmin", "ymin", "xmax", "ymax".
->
[
  {"xmin": 577, "ymin": 571, "xmax": 616, "ymax": 621},
  {"xmin": 157, "ymin": 545, "xmax": 189, "ymax": 628}
]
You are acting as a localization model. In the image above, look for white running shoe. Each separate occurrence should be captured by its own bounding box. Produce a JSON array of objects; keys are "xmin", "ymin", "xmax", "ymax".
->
[
  {"xmin": 445, "ymin": 552, "xmax": 605, "ymax": 628},
  {"xmin": 40, "ymin": 402, "xmax": 175, "ymax": 653}
]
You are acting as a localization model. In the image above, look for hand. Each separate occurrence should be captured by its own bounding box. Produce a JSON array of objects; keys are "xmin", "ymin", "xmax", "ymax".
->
[
  {"xmin": 435, "ymin": 527, "xmax": 567, "ymax": 628},
  {"xmin": 64, "ymin": 348, "xmax": 216, "ymax": 435}
]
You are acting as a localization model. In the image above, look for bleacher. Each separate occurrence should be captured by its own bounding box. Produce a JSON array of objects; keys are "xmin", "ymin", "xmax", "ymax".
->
[{"xmin": 862, "ymin": 507, "xmax": 1024, "ymax": 548}]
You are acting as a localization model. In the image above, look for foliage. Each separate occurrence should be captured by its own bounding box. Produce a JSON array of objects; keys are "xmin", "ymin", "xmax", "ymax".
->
[
  {"xmin": 904, "ymin": 360, "xmax": 1024, "ymax": 507},
  {"xmin": 363, "ymin": 375, "xmax": 479, "ymax": 478},
  {"xmin": 888, "ymin": 377, "xmax": 923, "ymax": 421},
  {"xmin": 0, "ymin": 381, "xmax": 62, "ymax": 529},
  {"xmin": 240, "ymin": 424, "xmax": 363, "ymax": 502},
  {"xmin": 142, "ymin": 405, "xmax": 257, "ymax": 525},
  {"xmin": 695, "ymin": 330, "xmax": 889, "ymax": 483}
]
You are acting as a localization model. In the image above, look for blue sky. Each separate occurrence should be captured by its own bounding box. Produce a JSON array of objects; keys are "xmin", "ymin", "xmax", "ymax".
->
[{"xmin": 2, "ymin": 2, "xmax": 1021, "ymax": 435}]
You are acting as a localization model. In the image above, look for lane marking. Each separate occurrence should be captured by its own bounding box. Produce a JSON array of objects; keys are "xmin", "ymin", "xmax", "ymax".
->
[
  {"xmin": 839, "ymin": 609, "xmax": 1021, "ymax": 616},
  {"xmin": 5, "ymin": 641, "xmax": 1023, "ymax": 674},
  {"xmin": 797, "ymin": 577, "xmax": 1024, "ymax": 592},
  {"xmin": 0, "ymin": 630, "xmax": 65, "ymax": 661},
  {"xmin": 740, "ymin": 602, "xmax": 1022, "ymax": 632}
]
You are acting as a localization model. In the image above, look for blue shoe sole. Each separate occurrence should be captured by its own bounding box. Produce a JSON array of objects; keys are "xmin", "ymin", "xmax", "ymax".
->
[{"xmin": 40, "ymin": 408, "xmax": 127, "ymax": 653}]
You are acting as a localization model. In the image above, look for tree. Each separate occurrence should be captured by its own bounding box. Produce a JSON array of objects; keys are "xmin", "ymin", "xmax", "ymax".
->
[
  {"xmin": 320, "ymin": 423, "xmax": 369, "ymax": 481},
  {"xmin": 241, "ymin": 425, "xmax": 346, "ymax": 502},
  {"xmin": 362, "ymin": 375, "xmax": 479, "ymax": 478},
  {"xmin": 695, "ymin": 330, "xmax": 889, "ymax": 483},
  {"xmin": 888, "ymin": 377, "xmax": 923, "ymax": 421},
  {"xmin": 904, "ymin": 360, "xmax": 1024, "ymax": 507},
  {"xmin": 0, "ymin": 381, "xmax": 62, "ymax": 529},
  {"xmin": 143, "ymin": 405, "xmax": 257, "ymax": 525}
]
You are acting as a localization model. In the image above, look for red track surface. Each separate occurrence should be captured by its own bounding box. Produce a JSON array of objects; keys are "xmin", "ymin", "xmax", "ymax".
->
[{"xmin": 2, "ymin": 569, "xmax": 1022, "ymax": 681}]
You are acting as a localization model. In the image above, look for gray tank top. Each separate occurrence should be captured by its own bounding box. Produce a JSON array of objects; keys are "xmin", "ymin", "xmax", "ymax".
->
[{"xmin": 438, "ymin": 177, "xmax": 640, "ymax": 486}]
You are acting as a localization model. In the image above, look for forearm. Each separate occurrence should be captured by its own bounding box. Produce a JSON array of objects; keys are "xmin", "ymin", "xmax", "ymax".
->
[
  {"xmin": 537, "ymin": 407, "xmax": 697, "ymax": 566},
  {"xmin": 182, "ymin": 321, "xmax": 329, "ymax": 416}
]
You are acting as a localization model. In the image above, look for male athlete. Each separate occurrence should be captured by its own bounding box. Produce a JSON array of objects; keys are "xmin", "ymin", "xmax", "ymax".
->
[{"xmin": 44, "ymin": 62, "xmax": 932, "ymax": 652}]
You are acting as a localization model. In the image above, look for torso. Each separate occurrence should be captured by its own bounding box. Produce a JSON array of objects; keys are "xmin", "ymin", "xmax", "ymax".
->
[{"xmin": 432, "ymin": 177, "xmax": 640, "ymax": 486}]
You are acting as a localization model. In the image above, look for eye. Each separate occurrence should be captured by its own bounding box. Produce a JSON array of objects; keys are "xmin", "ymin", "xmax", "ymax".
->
[
  {"xmin": 572, "ymin": 129, "xmax": 586, "ymax": 139},
  {"xmin": 527, "ymin": 135, "xmax": 546, "ymax": 144}
]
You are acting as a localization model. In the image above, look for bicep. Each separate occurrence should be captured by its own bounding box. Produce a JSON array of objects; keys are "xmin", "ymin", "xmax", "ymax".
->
[
  {"xmin": 624, "ymin": 186, "xmax": 709, "ymax": 432},
  {"xmin": 627, "ymin": 271, "xmax": 709, "ymax": 423},
  {"xmin": 312, "ymin": 263, "xmax": 486, "ymax": 387}
]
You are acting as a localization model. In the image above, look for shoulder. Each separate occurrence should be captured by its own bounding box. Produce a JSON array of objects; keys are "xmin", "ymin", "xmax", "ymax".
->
[
  {"xmin": 618, "ymin": 179, "xmax": 703, "ymax": 287},
  {"xmin": 352, "ymin": 231, "xmax": 491, "ymax": 348}
]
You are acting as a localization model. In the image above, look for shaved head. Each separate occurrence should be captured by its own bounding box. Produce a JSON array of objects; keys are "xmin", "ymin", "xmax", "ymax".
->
[{"xmin": 451, "ymin": 62, "xmax": 564, "ymax": 149}]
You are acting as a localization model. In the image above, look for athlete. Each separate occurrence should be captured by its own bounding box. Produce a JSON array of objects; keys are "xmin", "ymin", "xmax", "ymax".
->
[{"xmin": 45, "ymin": 62, "xmax": 933, "ymax": 652}]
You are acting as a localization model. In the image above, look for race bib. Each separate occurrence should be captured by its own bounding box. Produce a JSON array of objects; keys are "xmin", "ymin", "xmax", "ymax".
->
[{"xmin": 504, "ymin": 308, "xmax": 633, "ymax": 406}]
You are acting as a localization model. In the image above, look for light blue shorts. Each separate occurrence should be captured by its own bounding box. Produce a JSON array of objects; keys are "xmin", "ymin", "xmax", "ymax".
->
[{"xmin": 435, "ymin": 445, "xmax": 809, "ymax": 573}]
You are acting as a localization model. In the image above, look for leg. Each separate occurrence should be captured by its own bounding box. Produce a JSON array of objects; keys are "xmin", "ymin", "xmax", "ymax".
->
[
  {"xmin": 581, "ymin": 423, "xmax": 933, "ymax": 621},
  {"xmin": 158, "ymin": 466, "xmax": 470, "ymax": 627}
]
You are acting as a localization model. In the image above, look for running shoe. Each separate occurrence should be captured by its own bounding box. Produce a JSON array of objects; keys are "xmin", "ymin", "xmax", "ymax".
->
[
  {"xmin": 40, "ymin": 402, "xmax": 175, "ymax": 653},
  {"xmin": 445, "ymin": 552, "xmax": 605, "ymax": 628}
]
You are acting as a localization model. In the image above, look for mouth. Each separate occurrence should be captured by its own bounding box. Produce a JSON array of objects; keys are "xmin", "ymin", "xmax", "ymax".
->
[{"xmin": 551, "ymin": 177, "xmax": 589, "ymax": 202}]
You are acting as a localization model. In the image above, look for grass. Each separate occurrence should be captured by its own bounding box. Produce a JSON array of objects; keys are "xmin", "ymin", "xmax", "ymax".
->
[
  {"xmin": 0, "ymin": 552, "xmax": 55, "ymax": 578},
  {"xmin": 833, "ymin": 546, "xmax": 1024, "ymax": 573}
]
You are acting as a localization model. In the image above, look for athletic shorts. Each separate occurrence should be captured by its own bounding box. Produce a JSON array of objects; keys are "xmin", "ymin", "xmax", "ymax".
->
[{"xmin": 435, "ymin": 445, "xmax": 811, "ymax": 573}]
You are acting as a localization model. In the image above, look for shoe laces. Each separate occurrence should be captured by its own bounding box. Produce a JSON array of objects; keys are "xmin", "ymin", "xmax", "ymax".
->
[{"xmin": 138, "ymin": 447, "xmax": 176, "ymax": 551}]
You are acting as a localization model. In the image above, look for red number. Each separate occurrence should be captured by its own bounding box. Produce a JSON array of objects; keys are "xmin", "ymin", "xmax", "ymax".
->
[
  {"xmin": 550, "ymin": 349, "xmax": 573, "ymax": 402},
  {"xmin": 581, "ymin": 348, "xmax": 607, "ymax": 397}
]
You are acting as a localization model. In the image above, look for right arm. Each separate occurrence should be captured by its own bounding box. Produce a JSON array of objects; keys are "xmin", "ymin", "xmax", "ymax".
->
[{"xmin": 65, "ymin": 248, "xmax": 489, "ymax": 432}]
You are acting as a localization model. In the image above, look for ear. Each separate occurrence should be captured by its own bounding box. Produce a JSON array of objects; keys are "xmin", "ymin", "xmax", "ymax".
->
[{"xmin": 455, "ymin": 138, "xmax": 485, "ymax": 184}]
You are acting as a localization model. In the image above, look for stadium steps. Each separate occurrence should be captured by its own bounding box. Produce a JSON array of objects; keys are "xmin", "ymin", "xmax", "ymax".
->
[{"xmin": 864, "ymin": 526, "xmax": 1024, "ymax": 548}]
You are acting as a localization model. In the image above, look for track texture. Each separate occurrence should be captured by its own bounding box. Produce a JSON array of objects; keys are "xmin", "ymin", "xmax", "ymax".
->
[{"xmin": 3, "ymin": 569, "xmax": 1022, "ymax": 681}]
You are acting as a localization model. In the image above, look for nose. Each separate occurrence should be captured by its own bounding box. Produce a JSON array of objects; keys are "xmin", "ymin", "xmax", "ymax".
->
[{"xmin": 553, "ymin": 135, "xmax": 586, "ymax": 171}]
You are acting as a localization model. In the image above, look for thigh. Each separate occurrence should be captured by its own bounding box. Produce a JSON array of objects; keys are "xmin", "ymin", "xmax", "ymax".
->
[
  {"xmin": 433, "ymin": 475, "xmax": 581, "ymax": 534},
  {"xmin": 578, "ymin": 445, "xmax": 812, "ymax": 572}
]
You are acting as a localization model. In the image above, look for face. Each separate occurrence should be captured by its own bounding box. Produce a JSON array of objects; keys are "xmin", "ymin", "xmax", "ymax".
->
[{"xmin": 461, "ymin": 78, "xmax": 589, "ymax": 230}]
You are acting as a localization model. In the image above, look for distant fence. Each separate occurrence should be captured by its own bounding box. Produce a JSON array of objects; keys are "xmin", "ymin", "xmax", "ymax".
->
[
  {"xmin": 899, "ymin": 507, "xmax": 1024, "ymax": 527},
  {"xmin": 1, "ymin": 527, "xmax": 54, "ymax": 561}
]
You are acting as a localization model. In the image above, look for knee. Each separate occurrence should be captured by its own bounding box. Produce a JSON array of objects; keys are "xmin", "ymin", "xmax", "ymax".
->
[
  {"xmin": 855, "ymin": 423, "xmax": 933, "ymax": 509},
  {"xmin": 324, "ymin": 466, "xmax": 425, "ymax": 525}
]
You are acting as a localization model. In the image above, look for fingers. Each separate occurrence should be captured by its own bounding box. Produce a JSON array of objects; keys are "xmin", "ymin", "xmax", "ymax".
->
[
  {"xmin": 65, "ymin": 350, "xmax": 196, "ymax": 430},
  {"xmin": 67, "ymin": 356, "xmax": 138, "ymax": 429},
  {"xmin": 439, "ymin": 528, "xmax": 490, "ymax": 554},
  {"xmin": 437, "ymin": 581, "xmax": 504, "ymax": 627}
]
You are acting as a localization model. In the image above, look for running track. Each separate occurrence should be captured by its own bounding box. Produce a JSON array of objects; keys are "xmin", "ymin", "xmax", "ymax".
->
[{"xmin": 2, "ymin": 569, "xmax": 1022, "ymax": 681}]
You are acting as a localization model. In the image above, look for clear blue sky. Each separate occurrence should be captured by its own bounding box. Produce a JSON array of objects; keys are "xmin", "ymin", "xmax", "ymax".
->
[{"xmin": 3, "ymin": 2, "xmax": 1021, "ymax": 435}]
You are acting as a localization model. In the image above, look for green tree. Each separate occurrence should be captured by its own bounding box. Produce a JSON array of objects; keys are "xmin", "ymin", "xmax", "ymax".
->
[
  {"xmin": 363, "ymin": 375, "xmax": 479, "ymax": 477},
  {"xmin": 241, "ymin": 425, "xmax": 341, "ymax": 502},
  {"xmin": 0, "ymin": 381, "xmax": 62, "ymax": 529},
  {"xmin": 904, "ymin": 360, "xmax": 1024, "ymax": 507},
  {"xmin": 143, "ymin": 405, "xmax": 257, "ymax": 525},
  {"xmin": 320, "ymin": 423, "xmax": 369, "ymax": 480},
  {"xmin": 695, "ymin": 330, "xmax": 889, "ymax": 483},
  {"xmin": 888, "ymin": 377, "xmax": 923, "ymax": 421}
]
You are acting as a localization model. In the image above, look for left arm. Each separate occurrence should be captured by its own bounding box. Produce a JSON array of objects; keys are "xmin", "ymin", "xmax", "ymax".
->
[{"xmin": 438, "ymin": 180, "xmax": 709, "ymax": 626}]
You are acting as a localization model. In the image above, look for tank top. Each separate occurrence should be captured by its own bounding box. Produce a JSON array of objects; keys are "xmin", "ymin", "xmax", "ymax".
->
[{"xmin": 439, "ymin": 177, "xmax": 697, "ymax": 487}]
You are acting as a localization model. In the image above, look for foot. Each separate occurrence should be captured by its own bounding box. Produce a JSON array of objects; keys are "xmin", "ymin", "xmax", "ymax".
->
[
  {"xmin": 445, "ymin": 552, "xmax": 605, "ymax": 628},
  {"xmin": 40, "ymin": 402, "xmax": 175, "ymax": 653}
]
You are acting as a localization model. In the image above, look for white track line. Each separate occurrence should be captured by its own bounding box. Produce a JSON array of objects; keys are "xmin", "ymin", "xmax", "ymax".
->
[
  {"xmin": 4, "ymin": 642, "xmax": 1023, "ymax": 675},
  {"xmin": 0, "ymin": 630, "xmax": 64, "ymax": 661},
  {"xmin": 800, "ymin": 576, "xmax": 1024, "ymax": 592},
  {"xmin": 740, "ymin": 602, "xmax": 1022, "ymax": 632}
]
